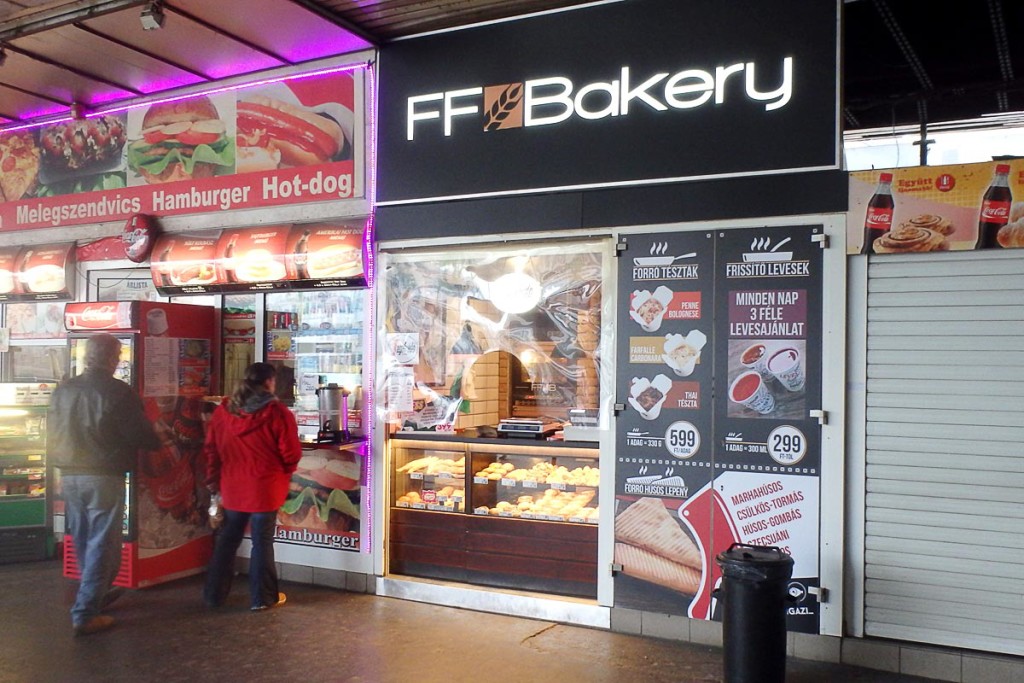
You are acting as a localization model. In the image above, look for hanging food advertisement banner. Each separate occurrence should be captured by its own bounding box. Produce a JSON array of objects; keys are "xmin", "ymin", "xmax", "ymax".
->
[
  {"xmin": 2, "ymin": 242, "xmax": 77, "ymax": 301},
  {"xmin": 712, "ymin": 225, "xmax": 823, "ymax": 633},
  {"xmin": 614, "ymin": 225, "xmax": 823, "ymax": 634},
  {"xmin": 215, "ymin": 225, "xmax": 292, "ymax": 292},
  {"xmin": 0, "ymin": 69, "xmax": 362, "ymax": 232},
  {"xmin": 284, "ymin": 223, "xmax": 366, "ymax": 289},
  {"xmin": 150, "ymin": 232, "xmax": 221, "ymax": 295},
  {"xmin": 847, "ymin": 159, "xmax": 1024, "ymax": 255},
  {"xmin": 0, "ymin": 245, "xmax": 21, "ymax": 301},
  {"xmin": 614, "ymin": 230, "xmax": 715, "ymax": 616},
  {"xmin": 150, "ymin": 223, "xmax": 367, "ymax": 295}
]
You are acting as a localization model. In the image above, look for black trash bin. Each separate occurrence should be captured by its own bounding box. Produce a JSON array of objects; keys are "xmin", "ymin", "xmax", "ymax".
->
[{"xmin": 715, "ymin": 543, "xmax": 794, "ymax": 683}]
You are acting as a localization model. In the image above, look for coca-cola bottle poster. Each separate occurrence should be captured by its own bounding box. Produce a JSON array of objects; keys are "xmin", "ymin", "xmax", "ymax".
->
[
  {"xmin": 846, "ymin": 160, "xmax": 1024, "ymax": 254},
  {"xmin": 712, "ymin": 225, "xmax": 823, "ymax": 633},
  {"xmin": 614, "ymin": 231, "xmax": 715, "ymax": 617},
  {"xmin": 138, "ymin": 395, "xmax": 212, "ymax": 551}
]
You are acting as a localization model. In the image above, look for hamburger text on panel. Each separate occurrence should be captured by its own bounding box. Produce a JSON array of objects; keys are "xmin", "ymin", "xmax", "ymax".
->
[{"xmin": 406, "ymin": 58, "xmax": 794, "ymax": 140}]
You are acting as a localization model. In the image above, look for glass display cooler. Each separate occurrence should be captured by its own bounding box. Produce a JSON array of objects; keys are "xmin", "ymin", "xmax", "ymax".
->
[
  {"xmin": 59, "ymin": 300, "xmax": 218, "ymax": 588},
  {"xmin": 0, "ymin": 382, "xmax": 55, "ymax": 563},
  {"xmin": 265, "ymin": 290, "xmax": 366, "ymax": 442}
]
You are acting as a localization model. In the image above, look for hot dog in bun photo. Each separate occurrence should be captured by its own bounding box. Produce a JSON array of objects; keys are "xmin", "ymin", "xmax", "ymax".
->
[
  {"xmin": 307, "ymin": 243, "xmax": 361, "ymax": 279},
  {"xmin": 128, "ymin": 96, "xmax": 235, "ymax": 184},
  {"xmin": 236, "ymin": 95, "xmax": 345, "ymax": 172},
  {"xmin": 278, "ymin": 453, "xmax": 360, "ymax": 533}
]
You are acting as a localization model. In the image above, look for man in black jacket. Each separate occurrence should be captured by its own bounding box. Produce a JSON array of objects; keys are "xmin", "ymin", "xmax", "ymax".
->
[{"xmin": 48, "ymin": 334, "xmax": 161, "ymax": 636}]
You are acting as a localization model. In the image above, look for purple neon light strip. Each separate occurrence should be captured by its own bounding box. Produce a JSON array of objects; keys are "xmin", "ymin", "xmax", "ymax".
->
[
  {"xmin": 0, "ymin": 61, "xmax": 369, "ymax": 134},
  {"xmin": 361, "ymin": 63, "xmax": 378, "ymax": 555}
]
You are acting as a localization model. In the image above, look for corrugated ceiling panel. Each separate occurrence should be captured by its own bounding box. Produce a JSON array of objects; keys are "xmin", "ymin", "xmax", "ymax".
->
[
  {"xmin": 82, "ymin": 7, "xmax": 286, "ymax": 80},
  {"xmin": 12, "ymin": 25, "xmax": 205, "ymax": 93}
]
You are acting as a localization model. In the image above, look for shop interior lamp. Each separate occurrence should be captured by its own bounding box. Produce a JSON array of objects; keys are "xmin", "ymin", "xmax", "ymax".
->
[
  {"xmin": 490, "ymin": 271, "xmax": 542, "ymax": 315},
  {"xmin": 140, "ymin": 2, "xmax": 165, "ymax": 31}
]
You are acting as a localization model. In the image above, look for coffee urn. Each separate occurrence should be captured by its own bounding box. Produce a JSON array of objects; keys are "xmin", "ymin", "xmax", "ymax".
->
[{"xmin": 315, "ymin": 382, "xmax": 349, "ymax": 442}]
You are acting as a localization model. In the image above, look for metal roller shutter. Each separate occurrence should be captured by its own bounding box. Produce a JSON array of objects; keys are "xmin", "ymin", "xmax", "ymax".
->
[{"xmin": 864, "ymin": 250, "xmax": 1024, "ymax": 656}]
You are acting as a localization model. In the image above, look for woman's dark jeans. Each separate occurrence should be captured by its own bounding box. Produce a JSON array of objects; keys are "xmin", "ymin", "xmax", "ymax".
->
[{"xmin": 203, "ymin": 508, "xmax": 279, "ymax": 609}]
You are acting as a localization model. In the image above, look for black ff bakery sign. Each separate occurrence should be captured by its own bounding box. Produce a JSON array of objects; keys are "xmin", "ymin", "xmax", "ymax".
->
[{"xmin": 377, "ymin": 0, "xmax": 840, "ymax": 203}]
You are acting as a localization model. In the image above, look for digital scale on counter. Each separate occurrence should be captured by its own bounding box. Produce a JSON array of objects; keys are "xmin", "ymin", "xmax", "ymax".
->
[{"xmin": 497, "ymin": 417, "xmax": 562, "ymax": 438}]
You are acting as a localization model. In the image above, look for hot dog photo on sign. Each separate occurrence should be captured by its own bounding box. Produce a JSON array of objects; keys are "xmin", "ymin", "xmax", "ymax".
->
[{"xmin": 234, "ymin": 73, "xmax": 354, "ymax": 173}]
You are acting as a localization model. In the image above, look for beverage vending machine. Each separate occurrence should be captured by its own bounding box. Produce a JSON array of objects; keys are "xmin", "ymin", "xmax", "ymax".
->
[{"xmin": 58, "ymin": 301, "xmax": 218, "ymax": 588}]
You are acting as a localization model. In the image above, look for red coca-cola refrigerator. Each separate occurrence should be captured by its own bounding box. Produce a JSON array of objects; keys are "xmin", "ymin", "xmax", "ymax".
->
[{"xmin": 58, "ymin": 301, "xmax": 219, "ymax": 588}]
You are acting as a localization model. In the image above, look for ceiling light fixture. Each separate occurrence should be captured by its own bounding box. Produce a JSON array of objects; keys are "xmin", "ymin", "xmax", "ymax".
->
[{"xmin": 139, "ymin": 2, "xmax": 165, "ymax": 31}]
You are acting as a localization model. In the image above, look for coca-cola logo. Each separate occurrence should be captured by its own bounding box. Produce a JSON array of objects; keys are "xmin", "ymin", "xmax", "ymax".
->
[
  {"xmin": 80, "ymin": 305, "xmax": 117, "ymax": 321},
  {"xmin": 981, "ymin": 205, "xmax": 1010, "ymax": 221},
  {"xmin": 122, "ymin": 214, "xmax": 157, "ymax": 264},
  {"xmin": 865, "ymin": 208, "xmax": 892, "ymax": 227},
  {"xmin": 65, "ymin": 303, "xmax": 131, "ymax": 329},
  {"xmin": 936, "ymin": 174, "xmax": 955, "ymax": 192}
]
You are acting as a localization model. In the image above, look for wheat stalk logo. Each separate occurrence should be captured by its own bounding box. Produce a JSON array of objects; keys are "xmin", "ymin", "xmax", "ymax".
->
[{"xmin": 484, "ymin": 83, "xmax": 524, "ymax": 131}]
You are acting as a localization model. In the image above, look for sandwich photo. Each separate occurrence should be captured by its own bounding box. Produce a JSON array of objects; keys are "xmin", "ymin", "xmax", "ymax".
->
[
  {"xmin": 127, "ymin": 96, "xmax": 235, "ymax": 184},
  {"xmin": 236, "ymin": 94, "xmax": 347, "ymax": 172},
  {"xmin": 278, "ymin": 453, "xmax": 360, "ymax": 533},
  {"xmin": 614, "ymin": 497, "xmax": 704, "ymax": 595}
]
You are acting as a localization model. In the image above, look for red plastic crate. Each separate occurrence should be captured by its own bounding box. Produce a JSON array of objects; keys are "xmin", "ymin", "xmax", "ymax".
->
[{"xmin": 63, "ymin": 536, "xmax": 135, "ymax": 588}]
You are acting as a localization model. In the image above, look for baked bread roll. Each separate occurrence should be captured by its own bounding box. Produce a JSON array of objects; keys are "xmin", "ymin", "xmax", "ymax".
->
[
  {"xmin": 1009, "ymin": 202, "xmax": 1024, "ymax": 223},
  {"xmin": 902, "ymin": 213, "xmax": 954, "ymax": 236},
  {"xmin": 873, "ymin": 226, "xmax": 948, "ymax": 253},
  {"xmin": 615, "ymin": 543, "xmax": 701, "ymax": 594},
  {"xmin": 997, "ymin": 219, "xmax": 1024, "ymax": 248}
]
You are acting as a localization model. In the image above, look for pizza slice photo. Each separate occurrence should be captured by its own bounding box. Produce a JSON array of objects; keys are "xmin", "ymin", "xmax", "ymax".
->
[{"xmin": 0, "ymin": 131, "xmax": 41, "ymax": 202}]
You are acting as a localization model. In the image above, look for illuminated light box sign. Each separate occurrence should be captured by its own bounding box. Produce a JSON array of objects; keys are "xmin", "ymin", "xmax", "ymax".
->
[
  {"xmin": 847, "ymin": 159, "xmax": 1024, "ymax": 255},
  {"xmin": 0, "ymin": 69, "xmax": 362, "ymax": 232},
  {"xmin": 377, "ymin": 0, "xmax": 839, "ymax": 203},
  {"xmin": 150, "ymin": 222, "xmax": 366, "ymax": 295},
  {"xmin": 0, "ymin": 242, "xmax": 76, "ymax": 302}
]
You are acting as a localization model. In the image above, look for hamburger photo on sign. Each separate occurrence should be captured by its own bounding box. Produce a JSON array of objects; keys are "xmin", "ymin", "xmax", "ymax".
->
[
  {"xmin": 126, "ymin": 94, "xmax": 236, "ymax": 185},
  {"xmin": 235, "ymin": 80, "xmax": 353, "ymax": 173}
]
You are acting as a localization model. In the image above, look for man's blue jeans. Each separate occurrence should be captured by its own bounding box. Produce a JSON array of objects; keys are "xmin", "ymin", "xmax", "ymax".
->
[{"xmin": 62, "ymin": 474, "xmax": 125, "ymax": 626}]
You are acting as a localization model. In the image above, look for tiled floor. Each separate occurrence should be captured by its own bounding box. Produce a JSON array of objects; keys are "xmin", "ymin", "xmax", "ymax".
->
[{"xmin": 0, "ymin": 560, "xmax": 941, "ymax": 683}]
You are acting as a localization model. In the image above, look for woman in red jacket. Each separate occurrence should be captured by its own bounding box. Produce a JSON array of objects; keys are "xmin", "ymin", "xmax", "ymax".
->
[{"xmin": 203, "ymin": 362, "xmax": 302, "ymax": 610}]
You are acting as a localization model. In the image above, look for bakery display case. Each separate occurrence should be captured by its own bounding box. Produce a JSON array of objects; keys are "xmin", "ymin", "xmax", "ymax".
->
[
  {"xmin": 389, "ymin": 435, "xmax": 600, "ymax": 597},
  {"xmin": 469, "ymin": 443, "xmax": 599, "ymax": 523},
  {"xmin": 0, "ymin": 382, "xmax": 55, "ymax": 563}
]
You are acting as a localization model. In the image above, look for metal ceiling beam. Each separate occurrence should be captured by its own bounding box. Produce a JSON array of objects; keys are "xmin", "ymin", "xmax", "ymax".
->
[
  {"xmin": 164, "ymin": 3, "xmax": 293, "ymax": 66},
  {"xmin": 73, "ymin": 21, "xmax": 214, "ymax": 81},
  {"xmin": 0, "ymin": 0, "xmax": 150, "ymax": 43},
  {"xmin": 2, "ymin": 43, "xmax": 144, "ymax": 95},
  {"xmin": 986, "ymin": 0, "xmax": 1013, "ymax": 112},
  {"xmin": 847, "ymin": 76, "xmax": 1024, "ymax": 113},
  {"xmin": 872, "ymin": 0, "xmax": 932, "ymax": 91}
]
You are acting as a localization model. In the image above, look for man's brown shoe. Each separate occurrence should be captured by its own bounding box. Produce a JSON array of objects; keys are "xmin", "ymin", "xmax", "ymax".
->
[{"xmin": 73, "ymin": 615, "xmax": 115, "ymax": 637}]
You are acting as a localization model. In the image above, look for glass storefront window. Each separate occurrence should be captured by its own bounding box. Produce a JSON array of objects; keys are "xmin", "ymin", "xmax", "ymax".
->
[{"xmin": 381, "ymin": 242, "xmax": 605, "ymax": 434}]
